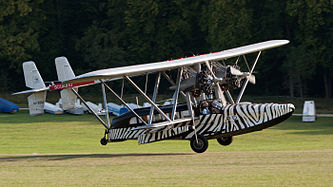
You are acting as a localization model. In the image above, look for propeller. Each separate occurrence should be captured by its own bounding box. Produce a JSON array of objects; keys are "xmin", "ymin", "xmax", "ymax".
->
[
  {"xmin": 242, "ymin": 72, "xmax": 256, "ymax": 84},
  {"xmin": 228, "ymin": 66, "xmax": 256, "ymax": 84}
]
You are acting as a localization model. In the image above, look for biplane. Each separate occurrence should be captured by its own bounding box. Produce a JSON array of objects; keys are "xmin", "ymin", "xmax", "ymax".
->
[{"xmin": 14, "ymin": 40, "xmax": 294, "ymax": 153}]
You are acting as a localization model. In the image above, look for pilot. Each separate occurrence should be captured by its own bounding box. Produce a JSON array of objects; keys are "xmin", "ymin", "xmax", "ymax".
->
[
  {"xmin": 211, "ymin": 100, "xmax": 223, "ymax": 113},
  {"xmin": 200, "ymin": 101, "xmax": 210, "ymax": 115}
]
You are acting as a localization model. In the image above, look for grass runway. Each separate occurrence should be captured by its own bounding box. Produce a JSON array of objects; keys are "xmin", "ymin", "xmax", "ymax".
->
[{"xmin": 0, "ymin": 111, "xmax": 332, "ymax": 186}]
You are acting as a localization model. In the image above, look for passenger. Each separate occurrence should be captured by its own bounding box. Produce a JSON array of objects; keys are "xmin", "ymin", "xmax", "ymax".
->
[
  {"xmin": 211, "ymin": 100, "xmax": 223, "ymax": 113},
  {"xmin": 200, "ymin": 101, "xmax": 211, "ymax": 115}
]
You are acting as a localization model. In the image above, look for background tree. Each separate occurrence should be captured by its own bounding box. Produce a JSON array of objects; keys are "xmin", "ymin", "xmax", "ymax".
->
[
  {"xmin": 0, "ymin": 0, "xmax": 331, "ymax": 98},
  {"xmin": 286, "ymin": 0, "xmax": 333, "ymax": 98},
  {"xmin": 0, "ymin": 0, "xmax": 43, "ymax": 92}
]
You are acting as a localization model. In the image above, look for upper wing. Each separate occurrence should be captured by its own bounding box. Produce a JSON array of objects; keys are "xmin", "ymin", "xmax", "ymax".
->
[{"xmin": 64, "ymin": 40, "xmax": 289, "ymax": 84}]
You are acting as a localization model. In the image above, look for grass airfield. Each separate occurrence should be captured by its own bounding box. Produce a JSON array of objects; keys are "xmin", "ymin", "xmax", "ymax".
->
[{"xmin": 0, "ymin": 111, "xmax": 332, "ymax": 186}]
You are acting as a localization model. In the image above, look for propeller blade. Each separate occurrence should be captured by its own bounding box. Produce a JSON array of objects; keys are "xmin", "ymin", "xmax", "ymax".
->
[
  {"xmin": 229, "ymin": 66, "xmax": 243, "ymax": 76},
  {"xmin": 241, "ymin": 72, "xmax": 256, "ymax": 84},
  {"xmin": 246, "ymin": 74, "xmax": 256, "ymax": 84}
]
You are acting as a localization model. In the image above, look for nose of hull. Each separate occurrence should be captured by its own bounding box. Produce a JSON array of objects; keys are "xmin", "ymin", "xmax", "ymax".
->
[
  {"xmin": 240, "ymin": 103, "xmax": 295, "ymax": 123},
  {"xmin": 218, "ymin": 103, "xmax": 295, "ymax": 136}
]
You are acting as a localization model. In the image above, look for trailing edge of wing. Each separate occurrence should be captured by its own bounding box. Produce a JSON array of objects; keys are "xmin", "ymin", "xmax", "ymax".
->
[{"xmin": 64, "ymin": 40, "xmax": 289, "ymax": 84}]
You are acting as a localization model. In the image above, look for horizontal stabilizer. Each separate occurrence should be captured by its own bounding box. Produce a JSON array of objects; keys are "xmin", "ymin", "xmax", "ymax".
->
[{"xmin": 12, "ymin": 87, "xmax": 49, "ymax": 95}]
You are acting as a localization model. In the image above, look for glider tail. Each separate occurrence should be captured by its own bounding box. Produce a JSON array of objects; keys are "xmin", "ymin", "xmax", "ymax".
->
[
  {"xmin": 55, "ymin": 57, "xmax": 77, "ymax": 110},
  {"xmin": 22, "ymin": 61, "xmax": 47, "ymax": 116}
]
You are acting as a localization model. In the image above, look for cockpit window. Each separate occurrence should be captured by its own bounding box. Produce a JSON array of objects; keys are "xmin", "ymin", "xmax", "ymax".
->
[{"xmin": 129, "ymin": 117, "xmax": 138, "ymax": 124}]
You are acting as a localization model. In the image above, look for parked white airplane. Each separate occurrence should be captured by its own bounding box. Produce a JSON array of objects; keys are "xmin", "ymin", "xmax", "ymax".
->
[
  {"xmin": 44, "ymin": 102, "xmax": 63, "ymax": 115},
  {"xmin": 14, "ymin": 40, "xmax": 294, "ymax": 153}
]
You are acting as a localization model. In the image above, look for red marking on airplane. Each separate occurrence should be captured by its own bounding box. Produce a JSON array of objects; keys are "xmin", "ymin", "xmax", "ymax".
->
[{"xmin": 49, "ymin": 81, "xmax": 95, "ymax": 91}]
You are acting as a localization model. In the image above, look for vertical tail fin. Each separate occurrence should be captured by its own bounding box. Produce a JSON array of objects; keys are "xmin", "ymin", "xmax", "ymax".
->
[
  {"xmin": 22, "ymin": 61, "xmax": 47, "ymax": 116},
  {"xmin": 55, "ymin": 57, "xmax": 75, "ymax": 82},
  {"xmin": 23, "ymin": 61, "xmax": 46, "ymax": 89},
  {"xmin": 55, "ymin": 57, "xmax": 77, "ymax": 110}
]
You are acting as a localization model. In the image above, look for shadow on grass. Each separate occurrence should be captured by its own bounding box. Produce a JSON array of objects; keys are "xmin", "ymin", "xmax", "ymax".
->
[{"xmin": 0, "ymin": 153, "xmax": 194, "ymax": 162}]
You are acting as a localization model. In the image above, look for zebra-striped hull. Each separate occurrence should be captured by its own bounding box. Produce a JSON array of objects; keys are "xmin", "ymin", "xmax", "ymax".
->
[{"xmin": 109, "ymin": 103, "xmax": 295, "ymax": 144}]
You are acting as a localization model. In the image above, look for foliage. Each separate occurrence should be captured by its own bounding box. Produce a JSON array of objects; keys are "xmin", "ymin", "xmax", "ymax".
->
[
  {"xmin": 205, "ymin": 0, "xmax": 253, "ymax": 50},
  {"xmin": 0, "ymin": 0, "xmax": 43, "ymax": 92},
  {"xmin": 285, "ymin": 0, "xmax": 333, "ymax": 97},
  {"xmin": 0, "ymin": 0, "xmax": 42, "ymax": 65},
  {"xmin": 0, "ymin": 0, "xmax": 332, "ymax": 97}
]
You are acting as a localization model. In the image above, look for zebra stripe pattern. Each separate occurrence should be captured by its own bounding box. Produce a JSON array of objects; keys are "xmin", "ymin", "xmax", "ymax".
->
[
  {"xmin": 109, "ymin": 103, "xmax": 294, "ymax": 144},
  {"xmin": 184, "ymin": 103, "xmax": 294, "ymax": 139}
]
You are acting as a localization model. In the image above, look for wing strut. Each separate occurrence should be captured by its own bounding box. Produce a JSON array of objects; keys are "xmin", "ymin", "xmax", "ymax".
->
[
  {"xmin": 124, "ymin": 75, "xmax": 171, "ymax": 122},
  {"xmin": 225, "ymin": 91, "xmax": 235, "ymax": 104},
  {"xmin": 148, "ymin": 72, "xmax": 161, "ymax": 125},
  {"xmin": 236, "ymin": 51, "xmax": 261, "ymax": 103},
  {"xmin": 162, "ymin": 71, "xmax": 186, "ymax": 98},
  {"xmin": 120, "ymin": 78, "xmax": 125, "ymax": 99},
  {"xmin": 171, "ymin": 68, "xmax": 183, "ymax": 120},
  {"xmin": 101, "ymin": 81, "xmax": 148, "ymax": 126},
  {"xmin": 243, "ymin": 55, "xmax": 251, "ymax": 72},
  {"xmin": 101, "ymin": 82, "xmax": 111, "ymax": 127},
  {"xmin": 144, "ymin": 73, "xmax": 149, "ymax": 94},
  {"xmin": 186, "ymin": 92, "xmax": 198, "ymax": 143},
  {"xmin": 70, "ymin": 88, "xmax": 109, "ymax": 129}
]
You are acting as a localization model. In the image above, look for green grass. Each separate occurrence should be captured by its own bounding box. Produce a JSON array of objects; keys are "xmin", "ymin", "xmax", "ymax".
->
[{"xmin": 0, "ymin": 111, "xmax": 333, "ymax": 186}]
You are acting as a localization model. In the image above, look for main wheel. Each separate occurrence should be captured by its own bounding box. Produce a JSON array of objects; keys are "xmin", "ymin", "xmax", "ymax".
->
[
  {"xmin": 190, "ymin": 135, "xmax": 208, "ymax": 153},
  {"xmin": 100, "ymin": 137, "xmax": 108, "ymax": 145},
  {"xmin": 217, "ymin": 136, "xmax": 233, "ymax": 146}
]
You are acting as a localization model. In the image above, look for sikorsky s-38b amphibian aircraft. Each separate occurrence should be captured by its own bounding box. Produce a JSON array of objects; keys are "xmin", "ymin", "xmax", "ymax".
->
[{"xmin": 14, "ymin": 40, "xmax": 294, "ymax": 153}]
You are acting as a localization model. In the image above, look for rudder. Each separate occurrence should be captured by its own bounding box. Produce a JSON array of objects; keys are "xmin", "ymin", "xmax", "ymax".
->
[{"xmin": 55, "ymin": 57, "xmax": 77, "ymax": 110}]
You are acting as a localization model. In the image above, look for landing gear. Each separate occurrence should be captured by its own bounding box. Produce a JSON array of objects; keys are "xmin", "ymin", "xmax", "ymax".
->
[
  {"xmin": 100, "ymin": 129, "xmax": 109, "ymax": 146},
  {"xmin": 217, "ymin": 136, "xmax": 233, "ymax": 146},
  {"xmin": 100, "ymin": 137, "xmax": 108, "ymax": 145},
  {"xmin": 190, "ymin": 135, "xmax": 208, "ymax": 153}
]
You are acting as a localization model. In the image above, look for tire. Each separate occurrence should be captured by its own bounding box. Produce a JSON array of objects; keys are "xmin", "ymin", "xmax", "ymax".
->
[
  {"xmin": 100, "ymin": 137, "xmax": 108, "ymax": 145},
  {"xmin": 217, "ymin": 136, "xmax": 233, "ymax": 146},
  {"xmin": 190, "ymin": 135, "xmax": 208, "ymax": 153}
]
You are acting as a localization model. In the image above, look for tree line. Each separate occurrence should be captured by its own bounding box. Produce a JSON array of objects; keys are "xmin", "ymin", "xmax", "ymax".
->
[{"xmin": 0, "ymin": 0, "xmax": 332, "ymax": 98}]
